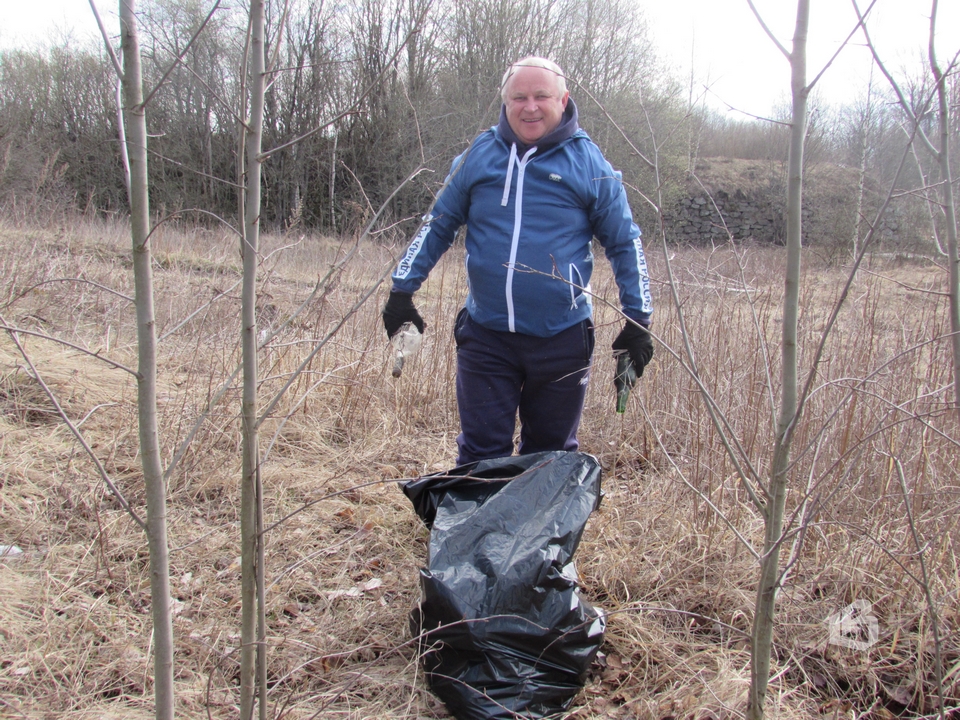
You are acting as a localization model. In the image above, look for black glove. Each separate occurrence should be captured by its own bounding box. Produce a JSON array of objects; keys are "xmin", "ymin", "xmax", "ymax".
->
[
  {"xmin": 612, "ymin": 322, "xmax": 654, "ymax": 377},
  {"xmin": 382, "ymin": 291, "xmax": 425, "ymax": 338}
]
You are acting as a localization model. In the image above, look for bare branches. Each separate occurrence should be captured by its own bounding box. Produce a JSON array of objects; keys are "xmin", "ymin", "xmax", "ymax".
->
[
  {"xmin": 2, "ymin": 320, "xmax": 146, "ymax": 531},
  {"xmin": 1, "ymin": 277, "xmax": 133, "ymax": 312},
  {"xmin": 158, "ymin": 279, "xmax": 241, "ymax": 342},
  {"xmin": 259, "ymin": 0, "xmax": 436, "ymax": 161},
  {"xmin": 855, "ymin": 0, "xmax": 960, "ymax": 418},
  {"xmin": 88, "ymin": 0, "xmax": 123, "ymax": 76},
  {"xmin": 139, "ymin": 0, "xmax": 224, "ymax": 111},
  {"xmin": 744, "ymin": 0, "xmax": 790, "ymax": 61},
  {"xmin": 806, "ymin": 0, "xmax": 879, "ymax": 95},
  {"xmin": 147, "ymin": 149, "xmax": 245, "ymax": 191},
  {"xmin": 792, "ymin": 119, "xmax": 916, "ymax": 434},
  {"xmin": 852, "ymin": 0, "xmax": 940, "ymax": 158},
  {"xmin": 891, "ymin": 454, "xmax": 947, "ymax": 720},
  {"xmin": 256, "ymin": 164, "xmax": 428, "ymax": 425},
  {"xmin": 639, "ymin": 399, "xmax": 762, "ymax": 560},
  {"xmin": 0, "ymin": 322, "xmax": 140, "ymax": 378}
]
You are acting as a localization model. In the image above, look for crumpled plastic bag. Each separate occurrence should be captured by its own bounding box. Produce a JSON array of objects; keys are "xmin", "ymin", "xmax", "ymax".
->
[{"xmin": 402, "ymin": 451, "xmax": 606, "ymax": 719}]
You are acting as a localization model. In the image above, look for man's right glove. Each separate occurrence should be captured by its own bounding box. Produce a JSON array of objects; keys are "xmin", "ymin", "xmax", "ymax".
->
[
  {"xmin": 612, "ymin": 322, "xmax": 654, "ymax": 377},
  {"xmin": 382, "ymin": 291, "xmax": 425, "ymax": 338}
]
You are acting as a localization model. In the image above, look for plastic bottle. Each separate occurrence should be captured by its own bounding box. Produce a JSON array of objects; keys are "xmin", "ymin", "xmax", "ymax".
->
[
  {"xmin": 614, "ymin": 351, "xmax": 637, "ymax": 413},
  {"xmin": 391, "ymin": 322, "xmax": 423, "ymax": 378}
]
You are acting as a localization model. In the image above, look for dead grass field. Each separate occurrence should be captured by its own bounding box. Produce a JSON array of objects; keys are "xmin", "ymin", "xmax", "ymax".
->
[{"xmin": 0, "ymin": 215, "xmax": 958, "ymax": 719}]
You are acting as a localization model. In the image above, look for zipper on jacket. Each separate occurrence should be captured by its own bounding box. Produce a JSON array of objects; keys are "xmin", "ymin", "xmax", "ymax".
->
[{"xmin": 503, "ymin": 145, "xmax": 537, "ymax": 333}]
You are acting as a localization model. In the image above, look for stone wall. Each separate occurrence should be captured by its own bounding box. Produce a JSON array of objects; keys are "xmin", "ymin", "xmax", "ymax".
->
[
  {"xmin": 659, "ymin": 159, "xmax": 905, "ymax": 247},
  {"xmin": 664, "ymin": 158, "xmax": 916, "ymax": 248},
  {"xmin": 665, "ymin": 188, "xmax": 790, "ymax": 244}
]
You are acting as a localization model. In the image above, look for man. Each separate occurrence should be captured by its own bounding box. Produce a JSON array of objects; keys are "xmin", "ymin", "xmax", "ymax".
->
[{"xmin": 383, "ymin": 56, "xmax": 653, "ymax": 464}]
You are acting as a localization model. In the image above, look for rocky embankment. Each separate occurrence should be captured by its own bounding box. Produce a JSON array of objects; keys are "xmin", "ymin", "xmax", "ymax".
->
[{"xmin": 661, "ymin": 158, "xmax": 903, "ymax": 247}]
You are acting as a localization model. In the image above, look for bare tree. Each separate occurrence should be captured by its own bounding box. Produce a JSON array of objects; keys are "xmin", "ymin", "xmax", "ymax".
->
[
  {"xmin": 745, "ymin": 2, "xmax": 808, "ymax": 718},
  {"xmin": 855, "ymin": 0, "xmax": 959, "ymax": 418},
  {"xmin": 238, "ymin": 0, "xmax": 267, "ymax": 715},
  {"xmin": 849, "ymin": 71, "xmax": 877, "ymax": 258},
  {"xmin": 738, "ymin": 1, "xmax": 954, "ymax": 716},
  {"xmin": 114, "ymin": 0, "xmax": 176, "ymax": 717}
]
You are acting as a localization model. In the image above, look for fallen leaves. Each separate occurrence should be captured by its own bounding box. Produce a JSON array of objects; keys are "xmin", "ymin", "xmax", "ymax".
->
[{"xmin": 324, "ymin": 576, "xmax": 383, "ymax": 601}]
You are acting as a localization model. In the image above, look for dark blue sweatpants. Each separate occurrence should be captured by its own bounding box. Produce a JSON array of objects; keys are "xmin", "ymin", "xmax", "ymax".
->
[{"xmin": 453, "ymin": 309, "xmax": 595, "ymax": 464}]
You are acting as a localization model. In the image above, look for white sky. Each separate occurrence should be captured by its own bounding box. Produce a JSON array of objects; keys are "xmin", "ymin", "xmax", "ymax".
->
[
  {"xmin": 4, "ymin": 0, "xmax": 959, "ymax": 117},
  {"xmin": 638, "ymin": 0, "xmax": 960, "ymax": 116}
]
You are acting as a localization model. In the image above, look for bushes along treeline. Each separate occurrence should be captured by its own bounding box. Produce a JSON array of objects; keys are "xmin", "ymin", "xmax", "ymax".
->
[{"xmin": 0, "ymin": 0, "xmax": 954, "ymax": 251}]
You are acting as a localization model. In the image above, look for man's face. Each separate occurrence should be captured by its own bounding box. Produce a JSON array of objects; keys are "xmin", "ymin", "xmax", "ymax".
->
[{"xmin": 503, "ymin": 66, "xmax": 569, "ymax": 145}]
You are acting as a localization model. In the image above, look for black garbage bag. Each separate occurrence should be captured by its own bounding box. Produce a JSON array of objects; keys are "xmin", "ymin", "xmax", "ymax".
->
[{"xmin": 402, "ymin": 451, "xmax": 605, "ymax": 720}]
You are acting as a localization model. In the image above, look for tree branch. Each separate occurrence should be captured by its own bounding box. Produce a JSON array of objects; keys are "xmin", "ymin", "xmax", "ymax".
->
[
  {"xmin": 745, "ymin": 0, "xmax": 791, "ymax": 60},
  {"xmin": 139, "ymin": 0, "xmax": 224, "ymax": 111},
  {"xmin": 806, "ymin": 0, "xmax": 879, "ymax": 94},
  {"xmin": 1, "ymin": 277, "xmax": 133, "ymax": 312},
  {"xmin": 88, "ymin": 0, "xmax": 123, "ymax": 76},
  {"xmin": 852, "ymin": 0, "xmax": 940, "ymax": 158},
  {"xmin": 0, "ymin": 323, "xmax": 140, "ymax": 378},
  {"xmin": 3, "ymin": 321, "xmax": 146, "ymax": 531},
  {"xmin": 259, "ymin": 0, "xmax": 435, "ymax": 161}
]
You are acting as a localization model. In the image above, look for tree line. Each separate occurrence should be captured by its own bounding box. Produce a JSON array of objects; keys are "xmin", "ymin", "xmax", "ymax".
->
[
  {"xmin": 0, "ymin": 0, "xmax": 676, "ymax": 236},
  {"xmin": 0, "ymin": 0, "xmax": 956, "ymax": 250}
]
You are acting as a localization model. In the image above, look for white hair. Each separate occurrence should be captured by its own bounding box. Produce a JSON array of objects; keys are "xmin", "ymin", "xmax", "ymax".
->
[{"xmin": 500, "ymin": 57, "xmax": 567, "ymax": 101}]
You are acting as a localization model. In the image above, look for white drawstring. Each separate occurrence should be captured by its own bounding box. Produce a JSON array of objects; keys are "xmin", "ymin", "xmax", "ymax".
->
[
  {"xmin": 568, "ymin": 265, "xmax": 580, "ymax": 309},
  {"xmin": 501, "ymin": 143, "xmax": 518, "ymax": 206}
]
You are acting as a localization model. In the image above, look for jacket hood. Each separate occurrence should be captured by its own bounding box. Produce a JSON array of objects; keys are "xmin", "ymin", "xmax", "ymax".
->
[{"xmin": 497, "ymin": 97, "xmax": 580, "ymax": 154}]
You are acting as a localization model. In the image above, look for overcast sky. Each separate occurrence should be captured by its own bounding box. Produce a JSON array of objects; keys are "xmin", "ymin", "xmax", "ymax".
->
[
  {"xmin": 4, "ymin": 0, "xmax": 958, "ymax": 117},
  {"xmin": 637, "ymin": 0, "xmax": 960, "ymax": 117}
]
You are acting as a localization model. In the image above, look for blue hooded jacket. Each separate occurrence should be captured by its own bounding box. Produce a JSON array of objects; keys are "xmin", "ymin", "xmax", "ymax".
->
[{"xmin": 392, "ymin": 98, "xmax": 653, "ymax": 337}]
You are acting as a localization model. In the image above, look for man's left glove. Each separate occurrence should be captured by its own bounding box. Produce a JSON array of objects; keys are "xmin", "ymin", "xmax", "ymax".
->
[
  {"xmin": 612, "ymin": 322, "xmax": 654, "ymax": 377},
  {"xmin": 382, "ymin": 291, "xmax": 425, "ymax": 338}
]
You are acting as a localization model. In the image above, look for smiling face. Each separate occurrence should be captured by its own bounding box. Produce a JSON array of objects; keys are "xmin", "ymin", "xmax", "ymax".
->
[{"xmin": 503, "ymin": 65, "xmax": 569, "ymax": 145}]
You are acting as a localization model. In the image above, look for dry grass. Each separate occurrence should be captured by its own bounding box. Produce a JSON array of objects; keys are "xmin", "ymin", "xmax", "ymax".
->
[{"xmin": 0, "ymin": 215, "xmax": 957, "ymax": 719}]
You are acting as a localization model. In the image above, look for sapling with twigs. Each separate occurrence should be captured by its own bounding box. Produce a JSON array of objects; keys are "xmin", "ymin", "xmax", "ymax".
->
[
  {"xmin": 853, "ymin": 0, "xmax": 960, "ymax": 423},
  {"xmin": 115, "ymin": 1, "xmax": 176, "ymax": 718},
  {"xmin": 576, "ymin": 1, "xmax": 957, "ymax": 717}
]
